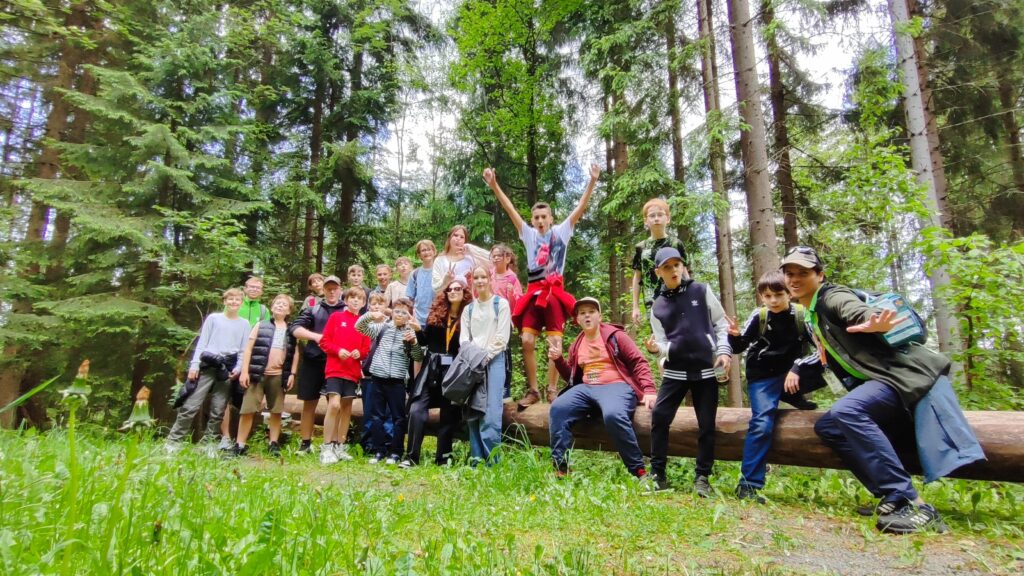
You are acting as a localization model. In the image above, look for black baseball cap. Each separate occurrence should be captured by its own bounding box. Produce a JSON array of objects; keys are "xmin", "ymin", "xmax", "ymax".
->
[{"xmin": 654, "ymin": 247, "xmax": 685, "ymax": 268}]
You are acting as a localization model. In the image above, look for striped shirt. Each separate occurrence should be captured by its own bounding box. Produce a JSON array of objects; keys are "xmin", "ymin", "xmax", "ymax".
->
[{"xmin": 356, "ymin": 314, "xmax": 424, "ymax": 380}]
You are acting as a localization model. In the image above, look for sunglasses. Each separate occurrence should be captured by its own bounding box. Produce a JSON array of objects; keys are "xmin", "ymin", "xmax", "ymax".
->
[
  {"xmin": 446, "ymin": 286, "xmax": 464, "ymax": 293},
  {"xmin": 785, "ymin": 246, "xmax": 818, "ymax": 256}
]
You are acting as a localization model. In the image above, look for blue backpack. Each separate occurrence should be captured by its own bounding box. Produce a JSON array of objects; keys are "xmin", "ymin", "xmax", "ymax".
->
[{"xmin": 852, "ymin": 289, "xmax": 928, "ymax": 348}]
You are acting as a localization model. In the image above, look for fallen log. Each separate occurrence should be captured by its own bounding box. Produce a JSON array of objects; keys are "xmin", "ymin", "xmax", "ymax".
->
[{"xmin": 281, "ymin": 395, "xmax": 1024, "ymax": 482}]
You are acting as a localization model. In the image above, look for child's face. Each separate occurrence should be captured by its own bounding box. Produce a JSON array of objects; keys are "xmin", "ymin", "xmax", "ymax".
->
[
  {"xmin": 311, "ymin": 278, "xmax": 324, "ymax": 294},
  {"xmin": 223, "ymin": 294, "xmax": 243, "ymax": 311},
  {"xmin": 348, "ymin": 269, "xmax": 364, "ymax": 286},
  {"xmin": 448, "ymin": 229, "xmax": 466, "ymax": 253},
  {"xmin": 368, "ymin": 300, "xmax": 384, "ymax": 314},
  {"xmin": 644, "ymin": 207, "xmax": 670, "ymax": 233},
  {"xmin": 345, "ymin": 293, "xmax": 365, "ymax": 313},
  {"xmin": 376, "ymin": 267, "xmax": 391, "ymax": 287},
  {"xmin": 243, "ymin": 279, "xmax": 264, "ymax": 301},
  {"xmin": 490, "ymin": 248, "xmax": 506, "ymax": 269},
  {"xmin": 655, "ymin": 259, "xmax": 686, "ymax": 290},
  {"xmin": 760, "ymin": 289, "xmax": 790, "ymax": 314},
  {"xmin": 392, "ymin": 306, "xmax": 411, "ymax": 327},
  {"xmin": 396, "ymin": 260, "xmax": 411, "ymax": 277},
  {"xmin": 472, "ymin": 268, "xmax": 490, "ymax": 294},
  {"xmin": 418, "ymin": 244, "xmax": 436, "ymax": 263},
  {"xmin": 271, "ymin": 298, "xmax": 292, "ymax": 318},
  {"xmin": 445, "ymin": 282, "xmax": 465, "ymax": 304},
  {"xmin": 531, "ymin": 207, "xmax": 553, "ymax": 233}
]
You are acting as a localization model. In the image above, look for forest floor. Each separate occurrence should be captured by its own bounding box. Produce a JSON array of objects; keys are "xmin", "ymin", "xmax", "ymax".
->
[{"xmin": 1, "ymin": 427, "xmax": 1021, "ymax": 575}]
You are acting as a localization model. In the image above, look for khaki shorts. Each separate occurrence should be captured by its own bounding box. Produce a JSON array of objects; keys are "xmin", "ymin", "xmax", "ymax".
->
[{"xmin": 240, "ymin": 373, "xmax": 284, "ymax": 414}]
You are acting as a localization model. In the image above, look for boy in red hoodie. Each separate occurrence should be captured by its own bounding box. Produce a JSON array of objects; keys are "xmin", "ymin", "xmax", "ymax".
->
[{"xmin": 317, "ymin": 287, "xmax": 371, "ymax": 464}]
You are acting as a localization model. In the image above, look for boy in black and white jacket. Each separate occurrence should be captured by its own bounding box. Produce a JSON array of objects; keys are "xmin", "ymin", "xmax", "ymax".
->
[{"xmin": 645, "ymin": 247, "xmax": 732, "ymax": 496}]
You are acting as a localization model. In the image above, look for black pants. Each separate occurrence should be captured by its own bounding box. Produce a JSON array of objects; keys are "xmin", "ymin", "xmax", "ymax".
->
[
  {"xmin": 650, "ymin": 377, "xmax": 719, "ymax": 478},
  {"xmin": 370, "ymin": 377, "xmax": 407, "ymax": 458},
  {"xmin": 406, "ymin": 384, "xmax": 462, "ymax": 464}
]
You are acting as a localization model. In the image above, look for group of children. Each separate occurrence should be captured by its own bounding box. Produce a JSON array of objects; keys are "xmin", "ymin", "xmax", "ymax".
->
[{"xmin": 166, "ymin": 163, "xmax": 981, "ymax": 534}]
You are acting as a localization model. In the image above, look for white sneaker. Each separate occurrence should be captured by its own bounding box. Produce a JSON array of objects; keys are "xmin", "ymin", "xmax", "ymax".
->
[
  {"xmin": 164, "ymin": 442, "xmax": 184, "ymax": 455},
  {"xmin": 320, "ymin": 444, "xmax": 339, "ymax": 465},
  {"xmin": 385, "ymin": 455, "xmax": 399, "ymax": 465},
  {"xmin": 368, "ymin": 454, "xmax": 381, "ymax": 464},
  {"xmin": 335, "ymin": 443, "xmax": 354, "ymax": 461},
  {"xmin": 217, "ymin": 436, "xmax": 234, "ymax": 451}
]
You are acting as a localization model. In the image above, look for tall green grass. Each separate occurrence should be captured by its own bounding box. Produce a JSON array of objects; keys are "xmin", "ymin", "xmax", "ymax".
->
[{"xmin": 1, "ymin": 429, "xmax": 1021, "ymax": 575}]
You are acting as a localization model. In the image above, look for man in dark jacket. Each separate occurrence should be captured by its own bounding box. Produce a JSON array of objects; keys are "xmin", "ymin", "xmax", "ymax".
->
[
  {"xmin": 289, "ymin": 275, "xmax": 346, "ymax": 454},
  {"xmin": 782, "ymin": 246, "xmax": 963, "ymax": 534},
  {"xmin": 548, "ymin": 297, "xmax": 657, "ymax": 479}
]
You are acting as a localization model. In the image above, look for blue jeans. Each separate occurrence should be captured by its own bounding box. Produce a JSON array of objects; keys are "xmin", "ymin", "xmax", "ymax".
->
[
  {"xmin": 814, "ymin": 380, "xmax": 918, "ymax": 503},
  {"xmin": 739, "ymin": 374, "xmax": 785, "ymax": 489},
  {"xmin": 361, "ymin": 378, "xmax": 394, "ymax": 454},
  {"xmin": 549, "ymin": 383, "xmax": 644, "ymax": 476},
  {"xmin": 468, "ymin": 352, "xmax": 506, "ymax": 464}
]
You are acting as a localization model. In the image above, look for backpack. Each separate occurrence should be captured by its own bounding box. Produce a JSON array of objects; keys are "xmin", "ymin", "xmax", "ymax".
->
[
  {"xmin": 851, "ymin": 289, "xmax": 928, "ymax": 348},
  {"xmin": 758, "ymin": 303, "xmax": 806, "ymax": 338},
  {"xmin": 465, "ymin": 297, "xmax": 502, "ymax": 341}
]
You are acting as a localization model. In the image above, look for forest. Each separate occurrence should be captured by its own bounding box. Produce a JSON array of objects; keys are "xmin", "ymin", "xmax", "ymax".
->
[{"xmin": 1, "ymin": 0, "xmax": 1022, "ymax": 426}]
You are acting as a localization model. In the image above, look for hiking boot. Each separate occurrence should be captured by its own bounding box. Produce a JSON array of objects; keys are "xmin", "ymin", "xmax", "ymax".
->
[
  {"xmin": 398, "ymin": 458, "xmax": 415, "ymax": 469},
  {"xmin": 785, "ymin": 393, "xmax": 818, "ymax": 411},
  {"xmin": 876, "ymin": 502, "xmax": 948, "ymax": 534},
  {"xmin": 334, "ymin": 443, "xmax": 354, "ymax": 461},
  {"xmin": 267, "ymin": 442, "xmax": 281, "ymax": 457},
  {"xmin": 857, "ymin": 499, "xmax": 900, "ymax": 517},
  {"xmin": 546, "ymin": 387, "xmax": 559, "ymax": 403},
  {"xmin": 694, "ymin": 475, "xmax": 712, "ymax": 498},
  {"xmin": 297, "ymin": 440, "xmax": 313, "ymax": 455},
  {"xmin": 517, "ymin": 389, "xmax": 541, "ymax": 410},
  {"xmin": 320, "ymin": 444, "xmax": 339, "ymax": 465},
  {"xmin": 736, "ymin": 484, "xmax": 766, "ymax": 504}
]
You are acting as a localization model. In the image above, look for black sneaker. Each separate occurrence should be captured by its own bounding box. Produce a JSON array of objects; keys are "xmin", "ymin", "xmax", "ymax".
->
[
  {"xmin": 694, "ymin": 475, "xmax": 712, "ymax": 498},
  {"xmin": 785, "ymin": 393, "xmax": 818, "ymax": 411},
  {"xmin": 267, "ymin": 442, "xmax": 281, "ymax": 457},
  {"xmin": 856, "ymin": 499, "xmax": 900, "ymax": 517},
  {"xmin": 736, "ymin": 484, "xmax": 766, "ymax": 504},
  {"xmin": 297, "ymin": 440, "xmax": 313, "ymax": 455},
  {"xmin": 226, "ymin": 444, "xmax": 248, "ymax": 458},
  {"xmin": 876, "ymin": 502, "xmax": 948, "ymax": 534},
  {"xmin": 639, "ymin": 473, "xmax": 671, "ymax": 493}
]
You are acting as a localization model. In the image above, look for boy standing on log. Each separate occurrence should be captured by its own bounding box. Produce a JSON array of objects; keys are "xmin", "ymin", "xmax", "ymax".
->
[
  {"xmin": 548, "ymin": 297, "xmax": 657, "ymax": 479},
  {"xmin": 782, "ymin": 246, "xmax": 983, "ymax": 534},
  {"xmin": 483, "ymin": 163, "xmax": 601, "ymax": 409},
  {"xmin": 630, "ymin": 198, "xmax": 688, "ymax": 326},
  {"xmin": 727, "ymin": 271, "xmax": 820, "ymax": 502},
  {"xmin": 645, "ymin": 247, "xmax": 732, "ymax": 496}
]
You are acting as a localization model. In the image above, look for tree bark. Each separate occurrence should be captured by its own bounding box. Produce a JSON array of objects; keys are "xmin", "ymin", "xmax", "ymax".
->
[
  {"xmin": 888, "ymin": 0, "xmax": 960, "ymax": 356},
  {"xmin": 761, "ymin": 1, "xmax": 798, "ymax": 250},
  {"xmin": 699, "ymin": 0, "xmax": 741, "ymax": 406},
  {"xmin": 726, "ymin": 0, "xmax": 781, "ymax": 283},
  {"xmin": 997, "ymin": 80, "xmax": 1024, "ymax": 237}
]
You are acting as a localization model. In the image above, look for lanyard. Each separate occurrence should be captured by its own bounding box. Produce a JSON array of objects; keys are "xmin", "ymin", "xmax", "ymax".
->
[{"xmin": 445, "ymin": 316, "xmax": 459, "ymax": 350}]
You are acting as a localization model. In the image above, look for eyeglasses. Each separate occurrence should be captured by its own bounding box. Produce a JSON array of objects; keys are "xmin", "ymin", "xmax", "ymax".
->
[{"xmin": 446, "ymin": 287, "xmax": 464, "ymax": 293}]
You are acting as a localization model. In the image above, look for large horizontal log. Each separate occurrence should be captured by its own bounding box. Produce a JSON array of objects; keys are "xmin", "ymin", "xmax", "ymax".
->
[{"xmin": 281, "ymin": 395, "xmax": 1024, "ymax": 482}]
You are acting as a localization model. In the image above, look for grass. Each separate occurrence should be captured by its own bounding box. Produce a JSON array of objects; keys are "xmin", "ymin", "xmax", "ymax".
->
[{"xmin": 1, "ymin": 426, "xmax": 1023, "ymax": 575}]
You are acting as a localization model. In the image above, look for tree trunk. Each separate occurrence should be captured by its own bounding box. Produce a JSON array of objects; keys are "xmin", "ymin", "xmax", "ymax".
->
[
  {"xmin": 888, "ymin": 0, "xmax": 960, "ymax": 356},
  {"xmin": 997, "ymin": 80, "xmax": 1024, "ymax": 237},
  {"xmin": 700, "ymin": 0, "xmax": 741, "ymax": 406},
  {"xmin": 665, "ymin": 13, "xmax": 685, "ymax": 187},
  {"xmin": 761, "ymin": 1, "xmax": 798, "ymax": 250},
  {"xmin": 726, "ymin": 0, "xmax": 780, "ymax": 283},
  {"xmin": 335, "ymin": 50, "xmax": 364, "ymax": 270}
]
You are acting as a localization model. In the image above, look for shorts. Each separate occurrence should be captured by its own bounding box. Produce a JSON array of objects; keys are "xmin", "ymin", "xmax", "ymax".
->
[
  {"xmin": 240, "ymin": 374, "xmax": 284, "ymax": 414},
  {"xmin": 297, "ymin": 356, "xmax": 327, "ymax": 401},
  {"xmin": 519, "ymin": 294, "xmax": 567, "ymax": 336},
  {"xmin": 323, "ymin": 377, "xmax": 358, "ymax": 399}
]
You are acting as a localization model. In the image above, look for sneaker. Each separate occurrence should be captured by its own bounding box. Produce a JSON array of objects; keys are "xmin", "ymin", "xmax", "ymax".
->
[
  {"xmin": 398, "ymin": 458, "xmax": 415, "ymax": 469},
  {"xmin": 876, "ymin": 502, "xmax": 948, "ymax": 534},
  {"xmin": 297, "ymin": 440, "xmax": 313, "ymax": 455},
  {"xmin": 639, "ymin": 473, "xmax": 671, "ymax": 493},
  {"xmin": 217, "ymin": 436, "xmax": 234, "ymax": 451},
  {"xmin": 226, "ymin": 444, "xmax": 248, "ymax": 458},
  {"xmin": 385, "ymin": 455, "xmax": 399, "ymax": 465},
  {"xmin": 785, "ymin": 393, "xmax": 818, "ymax": 411},
  {"xmin": 164, "ymin": 442, "xmax": 184, "ymax": 455},
  {"xmin": 267, "ymin": 442, "xmax": 281, "ymax": 457},
  {"xmin": 334, "ymin": 443, "xmax": 354, "ymax": 462},
  {"xmin": 368, "ymin": 454, "xmax": 382, "ymax": 465},
  {"xmin": 517, "ymin": 389, "xmax": 541, "ymax": 411},
  {"xmin": 320, "ymin": 444, "xmax": 339, "ymax": 465},
  {"xmin": 736, "ymin": 484, "xmax": 766, "ymax": 504},
  {"xmin": 694, "ymin": 475, "xmax": 712, "ymax": 498},
  {"xmin": 857, "ymin": 499, "xmax": 900, "ymax": 517}
]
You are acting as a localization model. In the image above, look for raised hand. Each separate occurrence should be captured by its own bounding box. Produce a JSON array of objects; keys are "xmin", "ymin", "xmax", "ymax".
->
[
  {"xmin": 589, "ymin": 163, "xmax": 601, "ymax": 181},
  {"xmin": 482, "ymin": 167, "xmax": 496, "ymax": 187},
  {"xmin": 644, "ymin": 334, "xmax": 660, "ymax": 354},
  {"xmin": 847, "ymin": 309, "xmax": 902, "ymax": 334},
  {"xmin": 726, "ymin": 315, "xmax": 740, "ymax": 337}
]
